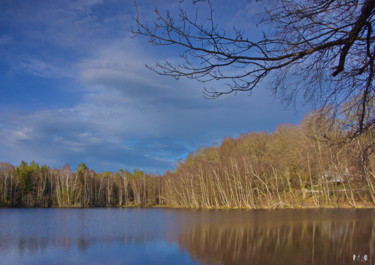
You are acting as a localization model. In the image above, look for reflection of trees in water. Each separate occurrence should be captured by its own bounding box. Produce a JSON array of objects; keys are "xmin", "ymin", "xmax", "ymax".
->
[
  {"xmin": 0, "ymin": 234, "xmax": 159, "ymax": 255},
  {"xmin": 178, "ymin": 220, "xmax": 375, "ymax": 265}
]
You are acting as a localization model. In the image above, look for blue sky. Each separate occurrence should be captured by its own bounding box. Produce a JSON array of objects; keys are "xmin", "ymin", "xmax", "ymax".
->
[{"xmin": 0, "ymin": 0, "xmax": 309, "ymax": 173}]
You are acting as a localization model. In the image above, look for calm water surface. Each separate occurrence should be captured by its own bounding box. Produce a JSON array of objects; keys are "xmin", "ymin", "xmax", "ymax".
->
[{"xmin": 0, "ymin": 208, "xmax": 374, "ymax": 265}]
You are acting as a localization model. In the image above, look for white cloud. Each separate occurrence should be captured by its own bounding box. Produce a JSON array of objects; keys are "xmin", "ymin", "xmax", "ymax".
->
[
  {"xmin": 0, "ymin": 48, "xmax": 306, "ymax": 172},
  {"xmin": 10, "ymin": 128, "xmax": 32, "ymax": 141},
  {"xmin": 2, "ymin": 0, "xmax": 134, "ymax": 79},
  {"xmin": 16, "ymin": 57, "xmax": 73, "ymax": 78},
  {"xmin": 0, "ymin": 0, "xmax": 308, "ymax": 172}
]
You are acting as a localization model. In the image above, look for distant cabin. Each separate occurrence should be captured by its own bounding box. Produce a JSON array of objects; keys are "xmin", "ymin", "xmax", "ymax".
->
[
  {"xmin": 321, "ymin": 168, "xmax": 361, "ymax": 185},
  {"xmin": 321, "ymin": 173, "xmax": 345, "ymax": 185}
]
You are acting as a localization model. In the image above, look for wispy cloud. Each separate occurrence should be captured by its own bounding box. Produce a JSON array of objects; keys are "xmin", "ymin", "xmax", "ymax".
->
[
  {"xmin": 0, "ymin": 47, "xmax": 304, "ymax": 173},
  {"xmin": 0, "ymin": 0, "xmax": 308, "ymax": 172},
  {"xmin": 15, "ymin": 57, "xmax": 73, "ymax": 79}
]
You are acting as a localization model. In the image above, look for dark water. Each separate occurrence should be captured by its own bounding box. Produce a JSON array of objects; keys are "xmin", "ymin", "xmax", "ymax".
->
[{"xmin": 0, "ymin": 208, "xmax": 374, "ymax": 265}]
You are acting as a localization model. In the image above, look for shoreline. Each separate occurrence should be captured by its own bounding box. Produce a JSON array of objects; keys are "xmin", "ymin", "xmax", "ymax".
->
[{"xmin": 1, "ymin": 202, "xmax": 375, "ymax": 210}]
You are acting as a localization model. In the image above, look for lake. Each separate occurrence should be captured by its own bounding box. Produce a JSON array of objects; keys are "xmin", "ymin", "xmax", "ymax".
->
[{"xmin": 0, "ymin": 208, "xmax": 374, "ymax": 265}]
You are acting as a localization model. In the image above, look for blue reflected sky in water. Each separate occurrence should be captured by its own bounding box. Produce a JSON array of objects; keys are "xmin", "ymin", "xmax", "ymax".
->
[
  {"xmin": 0, "ymin": 208, "xmax": 200, "ymax": 265},
  {"xmin": 2, "ymin": 241, "xmax": 196, "ymax": 265}
]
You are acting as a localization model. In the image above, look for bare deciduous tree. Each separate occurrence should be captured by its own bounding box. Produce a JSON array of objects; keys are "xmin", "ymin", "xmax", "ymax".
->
[{"xmin": 133, "ymin": 0, "xmax": 375, "ymax": 136}]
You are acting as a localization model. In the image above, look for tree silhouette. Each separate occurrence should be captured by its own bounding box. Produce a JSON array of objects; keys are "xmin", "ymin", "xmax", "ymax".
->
[{"xmin": 133, "ymin": 0, "xmax": 375, "ymax": 137}]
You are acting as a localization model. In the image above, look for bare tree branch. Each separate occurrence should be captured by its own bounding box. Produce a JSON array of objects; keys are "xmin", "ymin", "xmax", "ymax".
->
[{"xmin": 132, "ymin": 0, "xmax": 375, "ymax": 137}]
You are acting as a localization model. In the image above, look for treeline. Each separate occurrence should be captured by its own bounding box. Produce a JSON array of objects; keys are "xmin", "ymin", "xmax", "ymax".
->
[
  {"xmin": 0, "ymin": 162, "xmax": 161, "ymax": 207},
  {"xmin": 163, "ymin": 113, "xmax": 375, "ymax": 208},
  {"xmin": 0, "ymin": 112, "xmax": 374, "ymax": 208}
]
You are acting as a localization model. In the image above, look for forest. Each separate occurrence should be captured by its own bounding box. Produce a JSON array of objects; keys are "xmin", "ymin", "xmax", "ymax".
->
[
  {"xmin": 0, "ymin": 112, "xmax": 374, "ymax": 208},
  {"xmin": 0, "ymin": 162, "xmax": 162, "ymax": 208}
]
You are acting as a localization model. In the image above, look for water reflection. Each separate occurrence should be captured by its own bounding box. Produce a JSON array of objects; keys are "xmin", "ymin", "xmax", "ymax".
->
[
  {"xmin": 0, "ymin": 209, "xmax": 374, "ymax": 265},
  {"xmin": 0, "ymin": 208, "xmax": 196, "ymax": 265},
  {"xmin": 0, "ymin": 234, "xmax": 158, "ymax": 254},
  {"xmin": 177, "ymin": 210, "xmax": 375, "ymax": 265}
]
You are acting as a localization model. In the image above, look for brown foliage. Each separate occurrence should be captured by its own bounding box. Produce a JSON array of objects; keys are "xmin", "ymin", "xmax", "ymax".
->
[{"xmin": 162, "ymin": 114, "xmax": 375, "ymax": 208}]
